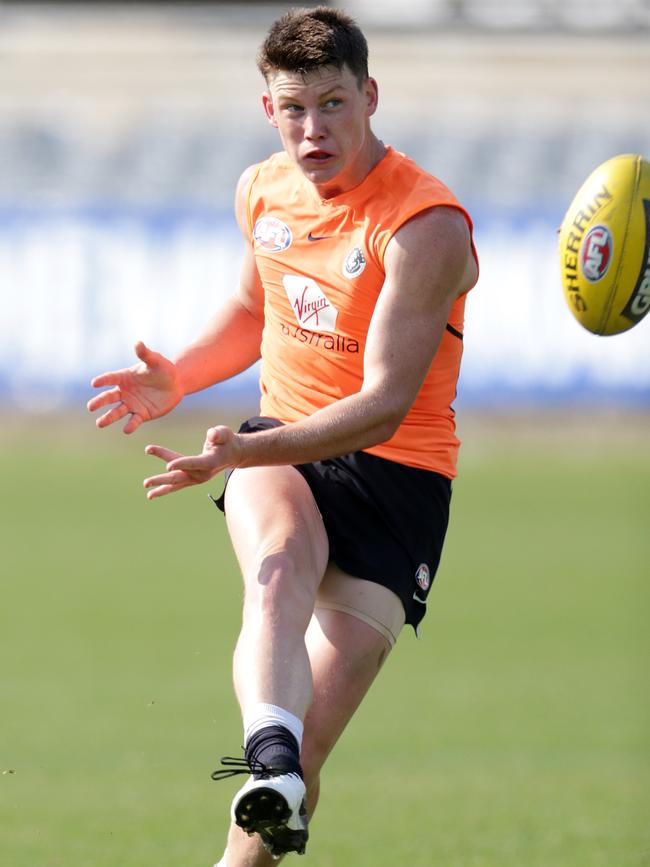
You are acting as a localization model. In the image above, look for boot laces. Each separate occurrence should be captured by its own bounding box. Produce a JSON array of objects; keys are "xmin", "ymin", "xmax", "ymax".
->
[{"xmin": 210, "ymin": 755, "xmax": 269, "ymax": 781}]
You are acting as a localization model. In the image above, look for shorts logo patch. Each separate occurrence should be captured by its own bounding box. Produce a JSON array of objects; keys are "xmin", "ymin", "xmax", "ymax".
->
[
  {"xmin": 253, "ymin": 217, "xmax": 292, "ymax": 252},
  {"xmin": 415, "ymin": 563, "xmax": 430, "ymax": 592},
  {"xmin": 342, "ymin": 246, "xmax": 366, "ymax": 278},
  {"xmin": 283, "ymin": 275, "xmax": 339, "ymax": 332}
]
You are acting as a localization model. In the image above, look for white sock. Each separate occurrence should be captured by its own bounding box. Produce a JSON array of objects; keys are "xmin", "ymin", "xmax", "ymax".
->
[{"xmin": 243, "ymin": 703, "xmax": 304, "ymax": 750}]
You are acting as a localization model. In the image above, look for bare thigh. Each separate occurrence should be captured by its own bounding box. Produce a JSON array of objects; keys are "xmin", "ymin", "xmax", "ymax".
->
[
  {"xmin": 224, "ymin": 464, "xmax": 329, "ymax": 595},
  {"xmin": 316, "ymin": 562, "xmax": 406, "ymax": 648}
]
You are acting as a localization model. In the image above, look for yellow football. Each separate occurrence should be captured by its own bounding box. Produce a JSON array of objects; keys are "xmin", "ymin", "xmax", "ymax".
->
[{"xmin": 559, "ymin": 153, "xmax": 650, "ymax": 335}]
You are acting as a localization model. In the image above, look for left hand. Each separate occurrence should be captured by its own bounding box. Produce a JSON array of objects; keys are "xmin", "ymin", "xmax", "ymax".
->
[{"xmin": 143, "ymin": 426, "xmax": 239, "ymax": 500}]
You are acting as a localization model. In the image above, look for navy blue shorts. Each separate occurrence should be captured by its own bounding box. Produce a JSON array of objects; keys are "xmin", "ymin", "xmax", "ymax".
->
[{"xmin": 212, "ymin": 417, "xmax": 452, "ymax": 631}]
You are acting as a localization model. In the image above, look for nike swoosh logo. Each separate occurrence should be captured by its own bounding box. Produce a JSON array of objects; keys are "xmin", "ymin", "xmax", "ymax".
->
[{"xmin": 307, "ymin": 232, "xmax": 332, "ymax": 242}]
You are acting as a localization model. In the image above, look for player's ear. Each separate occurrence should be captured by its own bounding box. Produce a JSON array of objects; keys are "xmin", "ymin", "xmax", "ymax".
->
[
  {"xmin": 262, "ymin": 92, "xmax": 278, "ymax": 128},
  {"xmin": 364, "ymin": 77, "xmax": 379, "ymax": 118}
]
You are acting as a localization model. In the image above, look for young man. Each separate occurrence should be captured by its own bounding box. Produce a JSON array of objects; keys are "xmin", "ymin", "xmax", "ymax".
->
[{"xmin": 88, "ymin": 7, "xmax": 478, "ymax": 865}]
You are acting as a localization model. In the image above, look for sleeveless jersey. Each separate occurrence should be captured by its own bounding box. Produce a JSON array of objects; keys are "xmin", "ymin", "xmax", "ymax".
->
[{"xmin": 245, "ymin": 146, "xmax": 477, "ymax": 478}]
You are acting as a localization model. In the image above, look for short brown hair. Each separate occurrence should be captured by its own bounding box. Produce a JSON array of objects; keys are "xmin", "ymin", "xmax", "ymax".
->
[{"xmin": 257, "ymin": 6, "xmax": 369, "ymax": 86}]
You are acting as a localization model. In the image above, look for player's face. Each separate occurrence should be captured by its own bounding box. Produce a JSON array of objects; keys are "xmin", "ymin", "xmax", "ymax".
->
[{"xmin": 262, "ymin": 64, "xmax": 379, "ymax": 197}]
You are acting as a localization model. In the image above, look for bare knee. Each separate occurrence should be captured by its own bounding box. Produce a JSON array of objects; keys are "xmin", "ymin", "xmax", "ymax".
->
[{"xmin": 242, "ymin": 548, "xmax": 318, "ymax": 632}]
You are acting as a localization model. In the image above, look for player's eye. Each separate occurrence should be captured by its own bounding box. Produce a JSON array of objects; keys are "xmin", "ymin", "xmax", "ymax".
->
[{"xmin": 324, "ymin": 98, "xmax": 342, "ymax": 109}]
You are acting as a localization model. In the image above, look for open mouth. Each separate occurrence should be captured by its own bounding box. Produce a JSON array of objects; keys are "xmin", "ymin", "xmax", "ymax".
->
[{"xmin": 304, "ymin": 150, "xmax": 334, "ymax": 162}]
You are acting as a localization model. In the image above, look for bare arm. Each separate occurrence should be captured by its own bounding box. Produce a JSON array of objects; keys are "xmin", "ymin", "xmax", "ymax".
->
[{"xmin": 144, "ymin": 206, "xmax": 477, "ymax": 497}]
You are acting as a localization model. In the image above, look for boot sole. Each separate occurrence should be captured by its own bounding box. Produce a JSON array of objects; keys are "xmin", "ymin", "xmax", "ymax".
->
[{"xmin": 233, "ymin": 786, "xmax": 308, "ymax": 856}]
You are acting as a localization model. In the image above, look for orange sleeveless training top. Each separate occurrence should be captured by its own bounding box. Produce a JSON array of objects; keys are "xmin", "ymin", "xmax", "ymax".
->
[{"xmin": 246, "ymin": 146, "xmax": 477, "ymax": 478}]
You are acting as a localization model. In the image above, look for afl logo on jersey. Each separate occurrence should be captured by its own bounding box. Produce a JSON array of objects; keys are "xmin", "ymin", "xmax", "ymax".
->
[
  {"xmin": 254, "ymin": 217, "xmax": 293, "ymax": 252},
  {"xmin": 415, "ymin": 563, "xmax": 431, "ymax": 592},
  {"xmin": 342, "ymin": 246, "xmax": 366, "ymax": 278}
]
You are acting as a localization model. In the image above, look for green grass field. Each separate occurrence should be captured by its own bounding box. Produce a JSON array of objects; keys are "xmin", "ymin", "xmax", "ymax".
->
[{"xmin": 1, "ymin": 409, "xmax": 649, "ymax": 867}]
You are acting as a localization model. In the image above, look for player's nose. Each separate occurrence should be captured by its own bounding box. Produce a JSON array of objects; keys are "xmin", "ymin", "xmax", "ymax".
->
[{"xmin": 303, "ymin": 109, "xmax": 327, "ymax": 140}]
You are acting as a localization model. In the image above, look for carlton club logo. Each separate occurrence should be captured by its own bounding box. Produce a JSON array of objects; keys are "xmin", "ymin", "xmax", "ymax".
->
[
  {"xmin": 282, "ymin": 275, "xmax": 339, "ymax": 332},
  {"xmin": 253, "ymin": 217, "xmax": 292, "ymax": 252},
  {"xmin": 415, "ymin": 563, "xmax": 431, "ymax": 592},
  {"xmin": 342, "ymin": 246, "xmax": 366, "ymax": 278},
  {"xmin": 580, "ymin": 224, "xmax": 613, "ymax": 282}
]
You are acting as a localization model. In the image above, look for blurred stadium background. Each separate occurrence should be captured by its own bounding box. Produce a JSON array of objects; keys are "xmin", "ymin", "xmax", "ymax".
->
[
  {"xmin": 1, "ymin": 0, "xmax": 649, "ymax": 409},
  {"xmin": 2, "ymin": 4, "xmax": 649, "ymax": 867}
]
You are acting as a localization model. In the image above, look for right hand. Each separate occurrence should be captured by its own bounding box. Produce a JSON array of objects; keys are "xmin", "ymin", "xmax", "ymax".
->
[
  {"xmin": 87, "ymin": 341, "xmax": 184, "ymax": 434},
  {"xmin": 142, "ymin": 425, "xmax": 239, "ymax": 499}
]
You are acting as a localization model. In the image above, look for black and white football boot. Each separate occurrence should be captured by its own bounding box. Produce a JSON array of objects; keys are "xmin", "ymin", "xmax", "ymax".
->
[{"xmin": 212, "ymin": 757, "xmax": 309, "ymax": 859}]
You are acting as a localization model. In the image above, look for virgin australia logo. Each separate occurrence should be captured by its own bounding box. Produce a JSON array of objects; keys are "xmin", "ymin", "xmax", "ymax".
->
[{"xmin": 282, "ymin": 275, "xmax": 338, "ymax": 332}]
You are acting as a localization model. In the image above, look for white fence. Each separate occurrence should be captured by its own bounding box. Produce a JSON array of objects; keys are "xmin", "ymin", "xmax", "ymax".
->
[{"xmin": 1, "ymin": 210, "xmax": 648, "ymax": 411}]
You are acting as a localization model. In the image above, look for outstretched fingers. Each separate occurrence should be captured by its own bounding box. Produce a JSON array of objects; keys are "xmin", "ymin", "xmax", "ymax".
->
[
  {"xmin": 122, "ymin": 413, "xmax": 144, "ymax": 435},
  {"xmin": 90, "ymin": 371, "xmax": 124, "ymax": 389},
  {"xmin": 165, "ymin": 453, "xmax": 217, "ymax": 473},
  {"xmin": 95, "ymin": 403, "xmax": 130, "ymax": 429},
  {"xmin": 143, "ymin": 440, "xmax": 226, "ymax": 499},
  {"xmin": 88, "ymin": 383, "xmax": 141, "ymax": 431},
  {"xmin": 145, "ymin": 444, "xmax": 184, "ymax": 463},
  {"xmin": 134, "ymin": 340, "xmax": 158, "ymax": 365},
  {"xmin": 144, "ymin": 444, "xmax": 189, "ymax": 499},
  {"xmin": 87, "ymin": 380, "xmax": 139, "ymax": 431},
  {"xmin": 87, "ymin": 387, "xmax": 121, "ymax": 412},
  {"xmin": 145, "ymin": 484, "xmax": 181, "ymax": 500},
  {"xmin": 143, "ymin": 468, "xmax": 193, "ymax": 500}
]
